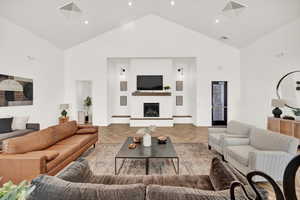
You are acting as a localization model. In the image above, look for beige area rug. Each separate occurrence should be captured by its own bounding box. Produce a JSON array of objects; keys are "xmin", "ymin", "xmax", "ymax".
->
[{"xmin": 82, "ymin": 143, "xmax": 220, "ymax": 175}]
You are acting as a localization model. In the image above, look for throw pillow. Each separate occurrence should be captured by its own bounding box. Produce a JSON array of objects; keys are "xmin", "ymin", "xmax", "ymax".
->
[
  {"xmin": 0, "ymin": 118, "xmax": 13, "ymax": 134},
  {"xmin": 209, "ymin": 157, "xmax": 238, "ymax": 191},
  {"xmin": 12, "ymin": 116, "xmax": 29, "ymax": 130}
]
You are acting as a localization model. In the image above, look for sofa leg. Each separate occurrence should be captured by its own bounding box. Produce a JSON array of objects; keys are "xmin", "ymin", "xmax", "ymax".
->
[
  {"xmin": 93, "ymin": 144, "xmax": 96, "ymax": 148},
  {"xmin": 208, "ymin": 145, "xmax": 211, "ymax": 150}
]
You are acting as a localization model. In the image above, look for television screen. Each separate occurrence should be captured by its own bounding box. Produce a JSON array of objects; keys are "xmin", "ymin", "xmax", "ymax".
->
[{"xmin": 137, "ymin": 75, "xmax": 163, "ymax": 90}]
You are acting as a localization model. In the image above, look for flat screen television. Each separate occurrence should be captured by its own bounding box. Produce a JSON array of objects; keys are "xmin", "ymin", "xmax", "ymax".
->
[{"xmin": 137, "ymin": 75, "xmax": 163, "ymax": 90}]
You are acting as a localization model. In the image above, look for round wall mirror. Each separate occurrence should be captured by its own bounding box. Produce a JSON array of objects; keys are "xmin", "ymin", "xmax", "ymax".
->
[{"xmin": 276, "ymin": 70, "xmax": 300, "ymax": 109}]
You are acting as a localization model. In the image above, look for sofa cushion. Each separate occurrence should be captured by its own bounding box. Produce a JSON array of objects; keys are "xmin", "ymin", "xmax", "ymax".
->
[
  {"xmin": 25, "ymin": 150, "xmax": 59, "ymax": 161},
  {"xmin": 250, "ymin": 128, "xmax": 299, "ymax": 153},
  {"xmin": 226, "ymin": 121, "xmax": 251, "ymax": 136},
  {"xmin": 209, "ymin": 133, "xmax": 224, "ymax": 145},
  {"xmin": 12, "ymin": 116, "xmax": 29, "ymax": 130},
  {"xmin": 209, "ymin": 157, "xmax": 239, "ymax": 191},
  {"xmin": 51, "ymin": 121, "xmax": 78, "ymax": 143},
  {"xmin": 226, "ymin": 145, "xmax": 257, "ymax": 166},
  {"xmin": 56, "ymin": 134, "xmax": 97, "ymax": 146},
  {"xmin": 0, "ymin": 117, "xmax": 13, "ymax": 134},
  {"xmin": 29, "ymin": 175, "xmax": 146, "ymax": 200},
  {"xmin": 78, "ymin": 124, "xmax": 98, "ymax": 130},
  {"xmin": 46, "ymin": 144, "xmax": 81, "ymax": 171},
  {"xmin": 145, "ymin": 184, "xmax": 256, "ymax": 200},
  {"xmin": 2, "ymin": 128, "xmax": 56, "ymax": 154},
  {"xmin": 76, "ymin": 128, "xmax": 98, "ymax": 134}
]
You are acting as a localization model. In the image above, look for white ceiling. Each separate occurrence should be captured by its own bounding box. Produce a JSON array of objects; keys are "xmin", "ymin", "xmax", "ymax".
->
[{"xmin": 0, "ymin": 0, "xmax": 299, "ymax": 49}]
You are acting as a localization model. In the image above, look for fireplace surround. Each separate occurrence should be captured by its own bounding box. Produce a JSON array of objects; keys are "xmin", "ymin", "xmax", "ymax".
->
[{"xmin": 144, "ymin": 103, "xmax": 159, "ymax": 117}]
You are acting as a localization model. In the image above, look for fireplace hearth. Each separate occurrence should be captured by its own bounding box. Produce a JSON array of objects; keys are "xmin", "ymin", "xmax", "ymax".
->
[{"xmin": 144, "ymin": 103, "xmax": 159, "ymax": 117}]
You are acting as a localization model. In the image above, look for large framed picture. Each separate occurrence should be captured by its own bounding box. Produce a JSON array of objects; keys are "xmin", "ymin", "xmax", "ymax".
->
[{"xmin": 0, "ymin": 74, "xmax": 33, "ymax": 107}]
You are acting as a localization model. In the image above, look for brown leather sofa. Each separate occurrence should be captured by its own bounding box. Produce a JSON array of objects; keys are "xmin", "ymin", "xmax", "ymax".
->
[{"xmin": 0, "ymin": 121, "xmax": 98, "ymax": 185}]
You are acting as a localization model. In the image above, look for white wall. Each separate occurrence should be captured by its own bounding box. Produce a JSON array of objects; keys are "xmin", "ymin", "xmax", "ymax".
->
[
  {"xmin": 240, "ymin": 17, "xmax": 300, "ymax": 128},
  {"xmin": 64, "ymin": 14, "xmax": 241, "ymax": 126},
  {"xmin": 0, "ymin": 17, "xmax": 64, "ymax": 128}
]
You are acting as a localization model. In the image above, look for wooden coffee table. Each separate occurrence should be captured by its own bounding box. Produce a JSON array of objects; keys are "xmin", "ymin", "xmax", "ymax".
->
[{"xmin": 115, "ymin": 137, "xmax": 179, "ymax": 175}]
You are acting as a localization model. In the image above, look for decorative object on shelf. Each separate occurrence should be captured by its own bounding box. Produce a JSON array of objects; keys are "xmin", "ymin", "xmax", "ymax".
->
[
  {"xmin": 0, "ymin": 74, "xmax": 33, "ymax": 107},
  {"xmin": 163, "ymin": 85, "xmax": 171, "ymax": 91},
  {"xmin": 0, "ymin": 180, "xmax": 35, "ymax": 200},
  {"xmin": 136, "ymin": 125, "xmax": 156, "ymax": 147},
  {"xmin": 271, "ymin": 99, "xmax": 285, "ymax": 118},
  {"xmin": 276, "ymin": 70, "xmax": 300, "ymax": 109},
  {"xmin": 59, "ymin": 104, "xmax": 70, "ymax": 124},
  {"xmin": 282, "ymin": 115, "xmax": 295, "ymax": 120},
  {"xmin": 128, "ymin": 143, "xmax": 137, "ymax": 149},
  {"xmin": 292, "ymin": 108, "xmax": 300, "ymax": 120},
  {"xmin": 133, "ymin": 136, "xmax": 141, "ymax": 143},
  {"xmin": 84, "ymin": 96, "xmax": 92, "ymax": 123},
  {"xmin": 157, "ymin": 136, "xmax": 168, "ymax": 144}
]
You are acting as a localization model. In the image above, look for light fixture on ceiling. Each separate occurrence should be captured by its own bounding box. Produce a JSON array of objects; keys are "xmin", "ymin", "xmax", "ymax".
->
[
  {"xmin": 215, "ymin": 19, "xmax": 220, "ymax": 23},
  {"xmin": 170, "ymin": 0, "xmax": 175, "ymax": 6},
  {"xmin": 59, "ymin": 2, "xmax": 82, "ymax": 19},
  {"xmin": 219, "ymin": 36, "xmax": 229, "ymax": 41},
  {"xmin": 84, "ymin": 20, "xmax": 89, "ymax": 24},
  {"xmin": 222, "ymin": 1, "xmax": 247, "ymax": 17},
  {"xmin": 128, "ymin": 1, "xmax": 133, "ymax": 7}
]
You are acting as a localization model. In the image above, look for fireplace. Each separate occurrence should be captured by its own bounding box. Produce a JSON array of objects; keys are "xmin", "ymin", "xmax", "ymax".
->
[{"xmin": 144, "ymin": 103, "xmax": 159, "ymax": 117}]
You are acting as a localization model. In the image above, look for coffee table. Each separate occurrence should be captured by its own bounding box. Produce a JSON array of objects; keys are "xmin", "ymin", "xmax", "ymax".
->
[{"xmin": 115, "ymin": 137, "xmax": 179, "ymax": 175}]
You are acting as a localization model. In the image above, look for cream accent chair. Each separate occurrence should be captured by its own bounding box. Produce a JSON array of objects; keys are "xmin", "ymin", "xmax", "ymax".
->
[
  {"xmin": 224, "ymin": 128, "xmax": 299, "ymax": 182},
  {"xmin": 208, "ymin": 121, "xmax": 253, "ymax": 155}
]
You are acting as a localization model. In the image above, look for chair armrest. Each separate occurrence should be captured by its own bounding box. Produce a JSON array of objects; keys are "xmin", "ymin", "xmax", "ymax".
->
[
  {"xmin": 26, "ymin": 123, "xmax": 40, "ymax": 131},
  {"xmin": 248, "ymin": 151, "xmax": 294, "ymax": 181},
  {"xmin": 208, "ymin": 128, "xmax": 227, "ymax": 134},
  {"xmin": 223, "ymin": 137, "xmax": 250, "ymax": 147},
  {"xmin": 0, "ymin": 154, "xmax": 47, "ymax": 184}
]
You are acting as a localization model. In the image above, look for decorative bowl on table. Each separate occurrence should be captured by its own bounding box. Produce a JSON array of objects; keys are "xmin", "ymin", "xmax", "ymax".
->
[
  {"xmin": 133, "ymin": 136, "xmax": 142, "ymax": 143},
  {"xmin": 157, "ymin": 136, "xmax": 168, "ymax": 144},
  {"xmin": 128, "ymin": 143, "xmax": 137, "ymax": 149}
]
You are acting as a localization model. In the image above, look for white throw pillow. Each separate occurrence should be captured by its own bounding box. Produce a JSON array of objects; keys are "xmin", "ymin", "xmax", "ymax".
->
[{"xmin": 12, "ymin": 116, "xmax": 29, "ymax": 130}]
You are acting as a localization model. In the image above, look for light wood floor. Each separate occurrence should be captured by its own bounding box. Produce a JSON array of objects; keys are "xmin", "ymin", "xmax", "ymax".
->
[{"xmin": 98, "ymin": 124, "xmax": 300, "ymax": 199}]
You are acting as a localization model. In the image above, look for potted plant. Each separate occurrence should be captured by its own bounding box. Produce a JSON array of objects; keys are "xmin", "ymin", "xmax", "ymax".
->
[
  {"xmin": 84, "ymin": 96, "xmax": 92, "ymax": 123},
  {"xmin": 292, "ymin": 108, "xmax": 300, "ymax": 121},
  {"xmin": 0, "ymin": 180, "xmax": 35, "ymax": 200},
  {"xmin": 136, "ymin": 125, "xmax": 156, "ymax": 147},
  {"xmin": 163, "ymin": 86, "xmax": 171, "ymax": 91}
]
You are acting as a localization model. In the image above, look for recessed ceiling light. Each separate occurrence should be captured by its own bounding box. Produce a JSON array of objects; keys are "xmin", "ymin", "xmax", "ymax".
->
[
  {"xmin": 170, "ymin": 0, "xmax": 175, "ymax": 6},
  {"xmin": 84, "ymin": 20, "xmax": 89, "ymax": 24},
  {"xmin": 128, "ymin": 1, "xmax": 133, "ymax": 7},
  {"xmin": 215, "ymin": 19, "xmax": 220, "ymax": 23}
]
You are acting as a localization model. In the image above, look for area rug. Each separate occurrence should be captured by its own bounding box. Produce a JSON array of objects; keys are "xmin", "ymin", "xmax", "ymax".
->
[{"xmin": 82, "ymin": 143, "xmax": 221, "ymax": 175}]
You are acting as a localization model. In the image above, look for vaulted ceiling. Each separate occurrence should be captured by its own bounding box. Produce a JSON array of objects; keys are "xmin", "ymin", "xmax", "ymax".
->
[{"xmin": 0, "ymin": 0, "xmax": 299, "ymax": 49}]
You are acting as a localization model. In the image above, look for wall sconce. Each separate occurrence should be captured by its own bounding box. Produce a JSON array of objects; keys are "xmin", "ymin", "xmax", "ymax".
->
[
  {"xmin": 120, "ymin": 67, "xmax": 126, "ymax": 81},
  {"xmin": 297, "ymin": 81, "xmax": 300, "ymax": 91},
  {"xmin": 177, "ymin": 67, "xmax": 184, "ymax": 81}
]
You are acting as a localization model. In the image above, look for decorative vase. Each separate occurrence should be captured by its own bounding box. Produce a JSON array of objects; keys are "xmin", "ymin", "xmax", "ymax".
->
[
  {"xmin": 272, "ymin": 107, "xmax": 282, "ymax": 118},
  {"xmin": 143, "ymin": 133, "xmax": 151, "ymax": 147}
]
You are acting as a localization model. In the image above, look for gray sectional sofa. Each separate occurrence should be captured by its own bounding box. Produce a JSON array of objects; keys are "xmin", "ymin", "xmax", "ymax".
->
[
  {"xmin": 0, "ymin": 123, "xmax": 39, "ymax": 150},
  {"xmin": 28, "ymin": 158, "xmax": 261, "ymax": 200}
]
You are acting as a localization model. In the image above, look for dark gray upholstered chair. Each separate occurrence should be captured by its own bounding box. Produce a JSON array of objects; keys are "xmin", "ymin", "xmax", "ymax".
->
[{"xmin": 29, "ymin": 158, "xmax": 263, "ymax": 200}]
